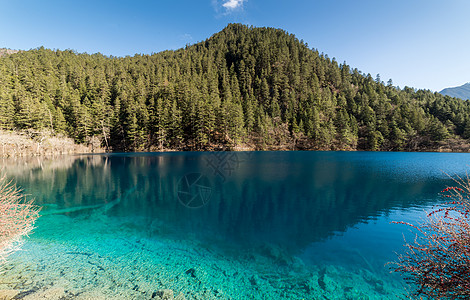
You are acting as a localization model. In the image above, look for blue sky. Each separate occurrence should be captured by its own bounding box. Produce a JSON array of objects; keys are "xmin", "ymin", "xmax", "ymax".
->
[{"xmin": 1, "ymin": 0, "xmax": 469, "ymax": 92}]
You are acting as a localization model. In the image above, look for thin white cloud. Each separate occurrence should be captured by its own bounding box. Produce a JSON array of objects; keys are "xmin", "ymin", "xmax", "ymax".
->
[
  {"xmin": 222, "ymin": 0, "xmax": 245, "ymax": 10},
  {"xmin": 179, "ymin": 33, "xmax": 193, "ymax": 41}
]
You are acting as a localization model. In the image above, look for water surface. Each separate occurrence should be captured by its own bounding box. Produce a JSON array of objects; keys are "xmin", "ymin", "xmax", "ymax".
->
[{"xmin": 1, "ymin": 151, "xmax": 469, "ymax": 299}]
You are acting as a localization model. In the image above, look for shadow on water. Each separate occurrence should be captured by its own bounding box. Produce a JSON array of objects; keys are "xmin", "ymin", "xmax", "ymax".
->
[{"xmin": 5, "ymin": 151, "xmax": 470, "ymax": 257}]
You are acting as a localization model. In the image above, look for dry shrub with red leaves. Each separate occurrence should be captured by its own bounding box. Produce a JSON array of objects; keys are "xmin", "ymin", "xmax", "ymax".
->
[
  {"xmin": 0, "ymin": 174, "xmax": 39, "ymax": 263},
  {"xmin": 392, "ymin": 175, "xmax": 470, "ymax": 299}
]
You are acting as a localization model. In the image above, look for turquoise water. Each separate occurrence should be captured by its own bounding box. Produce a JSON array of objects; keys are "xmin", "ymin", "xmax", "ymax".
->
[{"xmin": 1, "ymin": 151, "xmax": 469, "ymax": 299}]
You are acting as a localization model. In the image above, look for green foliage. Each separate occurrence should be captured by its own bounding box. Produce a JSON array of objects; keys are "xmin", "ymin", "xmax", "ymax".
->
[{"xmin": 0, "ymin": 24, "xmax": 468, "ymax": 151}]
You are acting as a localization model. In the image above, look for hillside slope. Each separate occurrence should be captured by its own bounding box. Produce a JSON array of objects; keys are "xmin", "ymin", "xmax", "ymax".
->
[
  {"xmin": 1, "ymin": 24, "xmax": 470, "ymax": 152},
  {"xmin": 440, "ymin": 82, "xmax": 470, "ymax": 100}
]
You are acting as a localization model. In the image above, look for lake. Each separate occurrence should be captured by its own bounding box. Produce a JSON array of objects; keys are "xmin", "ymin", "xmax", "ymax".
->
[{"xmin": 1, "ymin": 151, "xmax": 469, "ymax": 299}]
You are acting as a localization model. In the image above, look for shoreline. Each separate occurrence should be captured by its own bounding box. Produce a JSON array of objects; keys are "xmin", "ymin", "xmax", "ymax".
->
[
  {"xmin": 0, "ymin": 130, "xmax": 103, "ymax": 158},
  {"xmin": 1, "ymin": 129, "xmax": 470, "ymax": 159}
]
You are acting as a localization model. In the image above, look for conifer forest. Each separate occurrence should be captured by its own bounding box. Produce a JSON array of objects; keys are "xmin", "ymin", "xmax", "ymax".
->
[{"xmin": 1, "ymin": 24, "xmax": 469, "ymax": 152}]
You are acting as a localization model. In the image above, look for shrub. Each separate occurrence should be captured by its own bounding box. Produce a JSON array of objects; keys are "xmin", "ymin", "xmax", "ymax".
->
[
  {"xmin": 392, "ymin": 175, "xmax": 470, "ymax": 299},
  {"xmin": 0, "ymin": 174, "xmax": 39, "ymax": 263}
]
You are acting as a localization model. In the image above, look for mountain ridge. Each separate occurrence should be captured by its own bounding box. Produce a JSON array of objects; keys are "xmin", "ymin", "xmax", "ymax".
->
[{"xmin": 440, "ymin": 82, "xmax": 470, "ymax": 100}]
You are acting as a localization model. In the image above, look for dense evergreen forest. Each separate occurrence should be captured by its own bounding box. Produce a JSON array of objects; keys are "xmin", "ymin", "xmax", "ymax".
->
[{"xmin": 1, "ymin": 24, "xmax": 470, "ymax": 152}]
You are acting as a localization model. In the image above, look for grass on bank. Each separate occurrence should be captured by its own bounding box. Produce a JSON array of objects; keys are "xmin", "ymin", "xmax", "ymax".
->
[{"xmin": 0, "ymin": 130, "xmax": 100, "ymax": 157}]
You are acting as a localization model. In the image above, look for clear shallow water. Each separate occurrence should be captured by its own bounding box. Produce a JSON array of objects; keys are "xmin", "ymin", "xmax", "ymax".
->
[{"xmin": 1, "ymin": 151, "xmax": 470, "ymax": 299}]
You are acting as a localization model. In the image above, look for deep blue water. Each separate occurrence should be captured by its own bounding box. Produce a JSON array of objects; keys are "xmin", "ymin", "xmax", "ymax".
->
[{"xmin": 2, "ymin": 151, "xmax": 470, "ymax": 299}]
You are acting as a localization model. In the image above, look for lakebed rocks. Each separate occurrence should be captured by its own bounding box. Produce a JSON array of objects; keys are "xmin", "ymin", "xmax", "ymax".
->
[{"xmin": 0, "ymin": 214, "xmax": 406, "ymax": 299}]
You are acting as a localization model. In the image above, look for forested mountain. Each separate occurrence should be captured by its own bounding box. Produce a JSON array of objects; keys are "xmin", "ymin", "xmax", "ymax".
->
[
  {"xmin": 1, "ymin": 24, "xmax": 470, "ymax": 152},
  {"xmin": 440, "ymin": 83, "xmax": 470, "ymax": 100}
]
